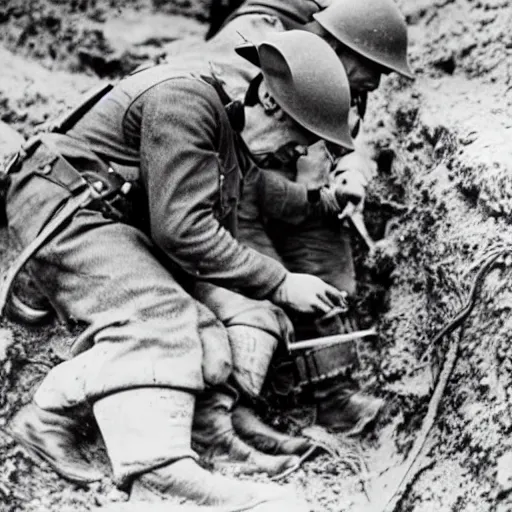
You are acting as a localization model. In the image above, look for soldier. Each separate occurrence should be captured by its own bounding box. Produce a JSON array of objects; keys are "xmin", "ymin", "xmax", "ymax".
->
[
  {"xmin": 190, "ymin": 0, "xmax": 415, "ymax": 435},
  {"xmin": 5, "ymin": 31, "xmax": 352, "ymax": 510}
]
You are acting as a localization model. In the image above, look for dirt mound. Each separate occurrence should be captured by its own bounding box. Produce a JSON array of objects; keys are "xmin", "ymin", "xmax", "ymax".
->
[
  {"xmin": 0, "ymin": 0, "xmax": 208, "ymax": 77},
  {"xmin": 352, "ymin": 0, "xmax": 512, "ymax": 510}
]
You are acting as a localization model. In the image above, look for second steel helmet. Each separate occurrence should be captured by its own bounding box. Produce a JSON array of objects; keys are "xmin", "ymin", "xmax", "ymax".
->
[
  {"xmin": 313, "ymin": 0, "xmax": 414, "ymax": 79},
  {"xmin": 235, "ymin": 30, "xmax": 354, "ymax": 150}
]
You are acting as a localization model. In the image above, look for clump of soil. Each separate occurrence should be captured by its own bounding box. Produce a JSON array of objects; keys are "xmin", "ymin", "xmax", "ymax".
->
[{"xmin": 0, "ymin": 0, "xmax": 208, "ymax": 77}]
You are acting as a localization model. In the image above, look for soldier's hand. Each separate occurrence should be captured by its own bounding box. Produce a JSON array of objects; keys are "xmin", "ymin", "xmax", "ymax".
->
[
  {"xmin": 332, "ymin": 170, "xmax": 366, "ymax": 211},
  {"xmin": 319, "ymin": 171, "xmax": 366, "ymax": 215},
  {"xmin": 330, "ymin": 151, "xmax": 377, "ymax": 212},
  {"xmin": 271, "ymin": 272, "xmax": 347, "ymax": 314},
  {"xmin": 332, "ymin": 151, "xmax": 377, "ymax": 184}
]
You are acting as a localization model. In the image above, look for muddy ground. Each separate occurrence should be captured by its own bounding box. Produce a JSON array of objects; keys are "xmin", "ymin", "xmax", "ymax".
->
[{"xmin": 1, "ymin": 0, "xmax": 512, "ymax": 511}]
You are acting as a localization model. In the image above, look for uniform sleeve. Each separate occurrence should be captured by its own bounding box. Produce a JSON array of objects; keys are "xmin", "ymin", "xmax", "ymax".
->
[
  {"xmin": 258, "ymin": 168, "xmax": 312, "ymax": 225},
  {"xmin": 137, "ymin": 78, "xmax": 287, "ymax": 299}
]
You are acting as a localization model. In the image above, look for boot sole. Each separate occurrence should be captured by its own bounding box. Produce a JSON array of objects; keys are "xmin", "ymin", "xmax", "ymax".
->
[{"xmin": 208, "ymin": 456, "xmax": 299, "ymax": 479}]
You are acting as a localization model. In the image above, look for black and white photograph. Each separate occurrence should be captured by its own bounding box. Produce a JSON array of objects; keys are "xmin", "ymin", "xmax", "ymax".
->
[{"xmin": 0, "ymin": 0, "xmax": 511, "ymax": 511}]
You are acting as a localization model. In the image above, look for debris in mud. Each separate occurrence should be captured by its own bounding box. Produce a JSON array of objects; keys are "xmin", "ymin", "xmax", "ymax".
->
[
  {"xmin": 0, "ymin": 329, "xmax": 14, "ymax": 363},
  {"xmin": 497, "ymin": 451, "xmax": 512, "ymax": 496},
  {"xmin": 0, "ymin": 0, "xmax": 207, "ymax": 77}
]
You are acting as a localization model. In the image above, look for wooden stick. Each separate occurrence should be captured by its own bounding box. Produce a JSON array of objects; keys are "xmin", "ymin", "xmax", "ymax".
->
[{"xmin": 289, "ymin": 327, "xmax": 377, "ymax": 352}]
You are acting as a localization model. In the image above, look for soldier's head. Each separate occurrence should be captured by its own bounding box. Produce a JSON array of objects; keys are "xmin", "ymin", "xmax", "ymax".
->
[
  {"xmin": 305, "ymin": 0, "xmax": 414, "ymax": 94},
  {"xmin": 236, "ymin": 30, "xmax": 354, "ymax": 165}
]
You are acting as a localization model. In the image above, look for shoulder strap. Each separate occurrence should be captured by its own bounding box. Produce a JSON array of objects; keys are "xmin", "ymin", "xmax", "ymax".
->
[
  {"xmin": 200, "ymin": 75, "xmax": 246, "ymax": 133},
  {"xmin": 48, "ymin": 83, "xmax": 114, "ymax": 134}
]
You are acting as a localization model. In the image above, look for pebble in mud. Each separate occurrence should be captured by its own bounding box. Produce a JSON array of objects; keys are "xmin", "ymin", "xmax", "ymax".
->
[
  {"xmin": 497, "ymin": 452, "xmax": 512, "ymax": 493},
  {"xmin": 0, "ymin": 328, "xmax": 14, "ymax": 361}
]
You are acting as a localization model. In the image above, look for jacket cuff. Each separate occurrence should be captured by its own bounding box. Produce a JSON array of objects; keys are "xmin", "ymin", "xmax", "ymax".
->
[{"xmin": 249, "ymin": 253, "xmax": 288, "ymax": 300}]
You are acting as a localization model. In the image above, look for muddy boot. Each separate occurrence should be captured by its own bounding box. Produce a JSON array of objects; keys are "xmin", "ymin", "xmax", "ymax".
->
[
  {"xmin": 7, "ymin": 402, "xmax": 102, "ymax": 483},
  {"xmin": 95, "ymin": 387, "xmax": 305, "ymax": 511},
  {"xmin": 102, "ymin": 499, "xmax": 311, "ymax": 512},
  {"xmin": 314, "ymin": 380, "xmax": 384, "ymax": 435},
  {"xmin": 130, "ymin": 458, "xmax": 307, "ymax": 510},
  {"xmin": 232, "ymin": 405, "xmax": 313, "ymax": 456},
  {"xmin": 105, "ymin": 461, "xmax": 311, "ymax": 511},
  {"xmin": 192, "ymin": 386, "xmax": 299, "ymax": 477},
  {"xmin": 102, "ymin": 498, "xmax": 310, "ymax": 512},
  {"xmin": 6, "ymin": 270, "xmax": 53, "ymax": 325}
]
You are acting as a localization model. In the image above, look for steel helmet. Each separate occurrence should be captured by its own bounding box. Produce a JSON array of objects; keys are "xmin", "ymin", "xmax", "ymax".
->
[
  {"xmin": 235, "ymin": 30, "xmax": 354, "ymax": 150},
  {"xmin": 313, "ymin": 0, "xmax": 414, "ymax": 79}
]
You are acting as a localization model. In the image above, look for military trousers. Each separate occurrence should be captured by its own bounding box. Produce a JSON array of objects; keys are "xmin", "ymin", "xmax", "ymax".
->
[
  {"xmin": 8, "ymin": 174, "xmax": 291, "ymax": 414},
  {"xmin": 237, "ymin": 168, "xmax": 356, "ymax": 296}
]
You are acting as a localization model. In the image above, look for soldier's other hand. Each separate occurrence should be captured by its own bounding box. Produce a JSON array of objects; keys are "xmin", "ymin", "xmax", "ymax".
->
[{"xmin": 271, "ymin": 273, "xmax": 347, "ymax": 314}]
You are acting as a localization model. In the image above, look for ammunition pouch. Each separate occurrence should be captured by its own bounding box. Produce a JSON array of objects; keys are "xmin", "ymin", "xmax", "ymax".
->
[
  {"xmin": 268, "ymin": 341, "xmax": 358, "ymax": 407},
  {"xmin": 80, "ymin": 168, "xmax": 145, "ymax": 227},
  {"xmin": 264, "ymin": 311, "xmax": 362, "ymax": 407},
  {"xmin": 10, "ymin": 135, "xmax": 140, "ymax": 225}
]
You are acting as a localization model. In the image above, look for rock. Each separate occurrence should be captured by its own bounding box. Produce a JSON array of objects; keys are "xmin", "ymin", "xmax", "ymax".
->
[
  {"xmin": 0, "ymin": 328, "xmax": 14, "ymax": 362},
  {"xmin": 0, "ymin": 121, "xmax": 23, "ymax": 159},
  {"xmin": 497, "ymin": 451, "xmax": 512, "ymax": 492}
]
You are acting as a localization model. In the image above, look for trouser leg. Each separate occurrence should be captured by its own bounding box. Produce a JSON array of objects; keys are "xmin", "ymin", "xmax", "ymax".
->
[
  {"xmin": 269, "ymin": 216, "xmax": 356, "ymax": 295},
  {"xmin": 8, "ymin": 208, "xmax": 233, "ymax": 488},
  {"xmin": 193, "ymin": 282, "xmax": 291, "ymax": 398},
  {"xmin": 94, "ymin": 386, "xmax": 306, "ymax": 511},
  {"xmin": 193, "ymin": 283, "xmax": 313, "ymax": 460},
  {"xmin": 29, "ymin": 209, "xmax": 231, "ymax": 411},
  {"xmin": 93, "ymin": 388, "xmax": 196, "ymax": 487}
]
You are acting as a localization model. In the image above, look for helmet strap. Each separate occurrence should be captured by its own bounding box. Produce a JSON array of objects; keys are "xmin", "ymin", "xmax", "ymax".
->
[{"xmin": 244, "ymin": 73, "xmax": 263, "ymax": 107}]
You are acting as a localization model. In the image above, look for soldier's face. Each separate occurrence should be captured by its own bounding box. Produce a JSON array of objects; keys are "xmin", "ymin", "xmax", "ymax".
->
[
  {"xmin": 337, "ymin": 46, "xmax": 385, "ymax": 93},
  {"xmin": 243, "ymin": 89, "xmax": 319, "ymax": 159}
]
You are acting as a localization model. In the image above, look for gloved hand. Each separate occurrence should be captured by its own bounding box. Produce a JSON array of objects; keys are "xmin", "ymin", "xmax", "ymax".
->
[
  {"xmin": 270, "ymin": 272, "xmax": 347, "ymax": 314},
  {"xmin": 319, "ymin": 173, "xmax": 366, "ymax": 215},
  {"xmin": 332, "ymin": 150, "xmax": 377, "ymax": 184},
  {"xmin": 319, "ymin": 151, "xmax": 377, "ymax": 215},
  {"xmin": 332, "ymin": 169, "xmax": 366, "ymax": 212}
]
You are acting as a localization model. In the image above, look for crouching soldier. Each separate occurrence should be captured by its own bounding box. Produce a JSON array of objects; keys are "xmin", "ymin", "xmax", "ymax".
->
[
  {"xmin": 184, "ymin": 0, "xmax": 414, "ymax": 434},
  {"xmin": 3, "ymin": 31, "xmax": 352, "ymax": 510}
]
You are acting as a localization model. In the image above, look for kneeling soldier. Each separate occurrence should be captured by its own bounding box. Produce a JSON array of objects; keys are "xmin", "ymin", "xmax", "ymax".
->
[{"xmin": 5, "ymin": 32, "xmax": 351, "ymax": 510}]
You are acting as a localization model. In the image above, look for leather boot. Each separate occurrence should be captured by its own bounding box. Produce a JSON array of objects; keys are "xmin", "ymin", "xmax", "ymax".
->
[
  {"xmin": 232, "ymin": 405, "xmax": 313, "ymax": 456},
  {"xmin": 93, "ymin": 387, "xmax": 197, "ymax": 487},
  {"xmin": 314, "ymin": 380, "xmax": 384, "ymax": 434},
  {"xmin": 94, "ymin": 387, "xmax": 309, "ymax": 511},
  {"xmin": 7, "ymin": 401, "xmax": 102, "ymax": 483},
  {"xmin": 102, "ymin": 499, "xmax": 310, "ymax": 512},
  {"xmin": 129, "ymin": 457, "xmax": 309, "ymax": 511},
  {"xmin": 101, "ymin": 500, "xmax": 311, "ymax": 512},
  {"xmin": 192, "ymin": 386, "xmax": 299, "ymax": 477},
  {"xmin": 6, "ymin": 270, "xmax": 53, "ymax": 325}
]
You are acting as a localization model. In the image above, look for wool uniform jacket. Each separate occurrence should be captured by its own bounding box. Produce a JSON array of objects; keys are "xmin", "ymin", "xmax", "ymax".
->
[{"xmin": 9, "ymin": 63, "xmax": 292, "ymax": 300}]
